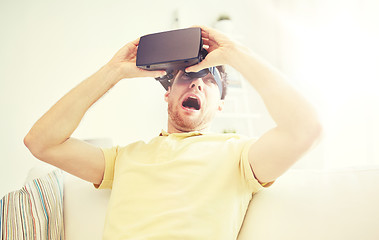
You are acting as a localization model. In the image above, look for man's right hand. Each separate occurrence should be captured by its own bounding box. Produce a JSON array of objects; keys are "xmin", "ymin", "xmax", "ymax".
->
[
  {"xmin": 107, "ymin": 38, "xmax": 166, "ymax": 79},
  {"xmin": 24, "ymin": 37, "xmax": 164, "ymax": 186}
]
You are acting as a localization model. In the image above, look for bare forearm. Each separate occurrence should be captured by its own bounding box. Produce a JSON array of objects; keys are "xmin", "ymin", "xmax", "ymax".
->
[
  {"xmin": 24, "ymin": 64, "xmax": 122, "ymax": 155},
  {"xmin": 229, "ymin": 47, "xmax": 321, "ymax": 136}
]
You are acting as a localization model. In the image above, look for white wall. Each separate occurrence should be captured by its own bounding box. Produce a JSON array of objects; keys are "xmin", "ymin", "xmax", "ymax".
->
[
  {"xmin": 0, "ymin": 0, "xmax": 283, "ymax": 197},
  {"xmin": 3, "ymin": 0, "xmax": 377, "ymax": 197},
  {"xmin": 0, "ymin": 0, "xmax": 172, "ymax": 196}
]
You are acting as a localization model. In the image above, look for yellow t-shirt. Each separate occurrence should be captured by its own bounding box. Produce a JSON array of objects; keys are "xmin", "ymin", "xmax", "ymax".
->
[{"xmin": 96, "ymin": 131, "xmax": 271, "ymax": 240}]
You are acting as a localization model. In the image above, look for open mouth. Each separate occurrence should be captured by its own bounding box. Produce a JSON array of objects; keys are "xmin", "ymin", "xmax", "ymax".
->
[{"xmin": 182, "ymin": 96, "xmax": 201, "ymax": 111}]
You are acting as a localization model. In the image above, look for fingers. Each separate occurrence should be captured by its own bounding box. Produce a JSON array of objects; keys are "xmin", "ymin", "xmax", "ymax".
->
[
  {"xmin": 111, "ymin": 38, "xmax": 139, "ymax": 62},
  {"xmin": 185, "ymin": 58, "xmax": 212, "ymax": 73},
  {"xmin": 189, "ymin": 25, "xmax": 214, "ymax": 41},
  {"xmin": 124, "ymin": 38, "xmax": 140, "ymax": 54},
  {"xmin": 190, "ymin": 25, "xmax": 211, "ymax": 36},
  {"xmin": 119, "ymin": 38, "xmax": 140, "ymax": 52},
  {"xmin": 185, "ymin": 26, "xmax": 225, "ymax": 72},
  {"xmin": 137, "ymin": 68, "xmax": 166, "ymax": 78},
  {"xmin": 202, "ymin": 37, "xmax": 218, "ymax": 49},
  {"xmin": 130, "ymin": 38, "xmax": 140, "ymax": 47}
]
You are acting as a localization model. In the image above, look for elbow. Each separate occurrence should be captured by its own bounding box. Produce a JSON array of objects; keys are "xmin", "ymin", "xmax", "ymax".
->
[
  {"xmin": 310, "ymin": 119, "xmax": 323, "ymax": 141},
  {"xmin": 24, "ymin": 132, "xmax": 33, "ymax": 152},
  {"xmin": 299, "ymin": 120, "xmax": 324, "ymax": 149},
  {"xmin": 24, "ymin": 132, "xmax": 46, "ymax": 160},
  {"xmin": 23, "ymin": 132, "xmax": 32, "ymax": 149}
]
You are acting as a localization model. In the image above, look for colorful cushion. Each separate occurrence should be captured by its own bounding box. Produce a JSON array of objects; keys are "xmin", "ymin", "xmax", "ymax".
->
[{"xmin": 1, "ymin": 169, "xmax": 64, "ymax": 239}]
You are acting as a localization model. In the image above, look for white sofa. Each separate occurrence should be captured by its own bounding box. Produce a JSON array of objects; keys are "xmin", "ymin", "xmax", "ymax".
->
[{"xmin": 26, "ymin": 163, "xmax": 379, "ymax": 240}]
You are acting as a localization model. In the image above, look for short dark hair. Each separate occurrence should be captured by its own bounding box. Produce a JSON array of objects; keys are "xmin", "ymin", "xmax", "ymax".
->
[{"xmin": 215, "ymin": 65, "xmax": 228, "ymax": 100}]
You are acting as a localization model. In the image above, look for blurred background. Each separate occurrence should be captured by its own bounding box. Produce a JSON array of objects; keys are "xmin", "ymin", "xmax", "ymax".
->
[{"xmin": 1, "ymin": 0, "xmax": 378, "ymax": 196}]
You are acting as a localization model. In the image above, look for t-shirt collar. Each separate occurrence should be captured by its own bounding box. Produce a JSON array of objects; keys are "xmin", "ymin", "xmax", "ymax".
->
[{"xmin": 159, "ymin": 130, "xmax": 203, "ymax": 137}]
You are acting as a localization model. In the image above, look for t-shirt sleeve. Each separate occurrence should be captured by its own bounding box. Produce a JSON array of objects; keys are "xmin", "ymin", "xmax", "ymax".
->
[
  {"xmin": 240, "ymin": 139, "xmax": 274, "ymax": 193},
  {"xmin": 93, "ymin": 146, "xmax": 119, "ymax": 189}
]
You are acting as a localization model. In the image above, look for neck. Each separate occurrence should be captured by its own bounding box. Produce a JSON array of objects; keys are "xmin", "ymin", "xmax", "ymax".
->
[{"xmin": 167, "ymin": 124, "xmax": 209, "ymax": 134}]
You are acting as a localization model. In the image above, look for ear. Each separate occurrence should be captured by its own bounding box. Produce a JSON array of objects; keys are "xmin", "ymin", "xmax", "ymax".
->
[
  {"xmin": 217, "ymin": 99, "xmax": 225, "ymax": 111},
  {"xmin": 164, "ymin": 87, "xmax": 171, "ymax": 102}
]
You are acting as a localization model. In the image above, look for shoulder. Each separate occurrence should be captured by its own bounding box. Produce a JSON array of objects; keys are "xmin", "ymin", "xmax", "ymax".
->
[
  {"xmin": 200, "ymin": 132, "xmax": 257, "ymax": 145},
  {"xmin": 194, "ymin": 133, "xmax": 258, "ymax": 155}
]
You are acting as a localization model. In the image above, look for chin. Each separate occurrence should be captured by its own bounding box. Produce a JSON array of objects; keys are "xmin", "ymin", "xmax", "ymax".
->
[
  {"xmin": 170, "ymin": 119, "xmax": 208, "ymax": 133},
  {"xmin": 168, "ymin": 104, "xmax": 214, "ymax": 132}
]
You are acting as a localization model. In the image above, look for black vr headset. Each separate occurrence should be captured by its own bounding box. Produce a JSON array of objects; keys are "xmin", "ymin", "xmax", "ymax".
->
[{"xmin": 136, "ymin": 27, "xmax": 224, "ymax": 98}]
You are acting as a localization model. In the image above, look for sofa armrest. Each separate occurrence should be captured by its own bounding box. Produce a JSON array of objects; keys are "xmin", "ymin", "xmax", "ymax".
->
[{"xmin": 238, "ymin": 167, "xmax": 379, "ymax": 240}]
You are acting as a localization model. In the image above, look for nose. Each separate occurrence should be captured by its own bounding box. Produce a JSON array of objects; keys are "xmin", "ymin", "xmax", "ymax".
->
[{"xmin": 190, "ymin": 78, "xmax": 204, "ymax": 91}]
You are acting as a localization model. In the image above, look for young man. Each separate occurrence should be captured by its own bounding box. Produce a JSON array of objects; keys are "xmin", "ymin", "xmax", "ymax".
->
[{"xmin": 24, "ymin": 26, "xmax": 322, "ymax": 239}]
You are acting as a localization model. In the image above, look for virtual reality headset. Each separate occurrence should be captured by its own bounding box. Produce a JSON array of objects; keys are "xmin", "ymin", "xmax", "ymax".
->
[{"xmin": 136, "ymin": 27, "xmax": 224, "ymax": 99}]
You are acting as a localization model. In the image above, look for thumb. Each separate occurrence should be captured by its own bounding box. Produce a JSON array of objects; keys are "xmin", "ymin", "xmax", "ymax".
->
[
  {"xmin": 185, "ymin": 58, "xmax": 211, "ymax": 73},
  {"xmin": 135, "ymin": 68, "xmax": 166, "ymax": 78}
]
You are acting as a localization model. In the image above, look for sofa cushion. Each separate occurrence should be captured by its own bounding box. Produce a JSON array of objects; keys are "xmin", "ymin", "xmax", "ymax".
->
[
  {"xmin": 1, "ymin": 168, "xmax": 64, "ymax": 239},
  {"xmin": 63, "ymin": 172, "xmax": 110, "ymax": 240},
  {"xmin": 238, "ymin": 167, "xmax": 379, "ymax": 240},
  {"xmin": 25, "ymin": 161, "xmax": 111, "ymax": 240}
]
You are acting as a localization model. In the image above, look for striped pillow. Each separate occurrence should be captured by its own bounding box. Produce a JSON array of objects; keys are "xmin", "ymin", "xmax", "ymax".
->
[{"xmin": 0, "ymin": 169, "xmax": 64, "ymax": 239}]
